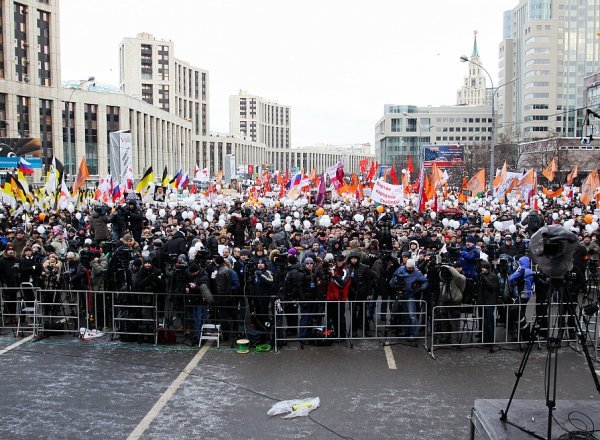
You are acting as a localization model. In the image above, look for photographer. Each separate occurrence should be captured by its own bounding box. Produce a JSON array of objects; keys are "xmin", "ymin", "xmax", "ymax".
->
[
  {"xmin": 126, "ymin": 200, "xmax": 144, "ymax": 244},
  {"xmin": 389, "ymin": 259, "xmax": 428, "ymax": 339},
  {"xmin": 475, "ymin": 261, "xmax": 500, "ymax": 351},
  {"xmin": 507, "ymin": 256, "xmax": 535, "ymax": 341},
  {"xmin": 132, "ymin": 256, "xmax": 165, "ymax": 342},
  {"xmin": 436, "ymin": 263, "xmax": 465, "ymax": 345},
  {"xmin": 372, "ymin": 250, "xmax": 399, "ymax": 321},
  {"xmin": 108, "ymin": 207, "xmax": 127, "ymax": 241},
  {"xmin": 459, "ymin": 236, "xmax": 480, "ymax": 280},
  {"xmin": 19, "ymin": 247, "xmax": 42, "ymax": 287},
  {"xmin": 282, "ymin": 255, "xmax": 305, "ymax": 337},
  {"xmin": 326, "ymin": 254, "xmax": 351, "ymax": 338},
  {"xmin": 298, "ymin": 257, "xmax": 322, "ymax": 342},
  {"xmin": 346, "ymin": 250, "xmax": 375, "ymax": 336},
  {"xmin": 185, "ymin": 263, "xmax": 212, "ymax": 344}
]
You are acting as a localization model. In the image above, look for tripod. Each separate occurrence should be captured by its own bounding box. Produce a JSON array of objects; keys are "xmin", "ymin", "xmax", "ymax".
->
[{"xmin": 500, "ymin": 277, "xmax": 600, "ymax": 439}]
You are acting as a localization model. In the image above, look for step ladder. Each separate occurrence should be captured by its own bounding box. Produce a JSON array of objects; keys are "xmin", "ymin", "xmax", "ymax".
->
[{"xmin": 200, "ymin": 324, "xmax": 221, "ymax": 348}]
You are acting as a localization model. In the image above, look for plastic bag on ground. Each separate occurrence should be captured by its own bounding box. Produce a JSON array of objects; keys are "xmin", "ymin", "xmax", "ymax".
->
[{"xmin": 267, "ymin": 397, "xmax": 320, "ymax": 418}]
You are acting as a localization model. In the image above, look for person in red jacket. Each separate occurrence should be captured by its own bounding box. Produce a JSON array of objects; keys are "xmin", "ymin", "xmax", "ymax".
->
[{"xmin": 326, "ymin": 254, "xmax": 351, "ymax": 338}]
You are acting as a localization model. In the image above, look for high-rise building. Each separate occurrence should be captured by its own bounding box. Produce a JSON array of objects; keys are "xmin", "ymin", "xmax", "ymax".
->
[
  {"xmin": 120, "ymin": 33, "xmax": 209, "ymax": 141},
  {"xmin": 457, "ymin": 31, "xmax": 488, "ymax": 106},
  {"xmin": 229, "ymin": 90, "xmax": 291, "ymax": 149},
  {"xmin": 498, "ymin": 0, "xmax": 600, "ymax": 141}
]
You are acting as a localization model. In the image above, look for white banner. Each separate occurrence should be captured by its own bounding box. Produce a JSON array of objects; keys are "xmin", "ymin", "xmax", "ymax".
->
[
  {"xmin": 371, "ymin": 179, "xmax": 404, "ymax": 206},
  {"xmin": 119, "ymin": 132, "xmax": 132, "ymax": 183}
]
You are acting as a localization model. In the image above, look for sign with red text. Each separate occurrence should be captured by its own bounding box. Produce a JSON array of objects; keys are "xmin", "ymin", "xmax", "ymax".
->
[{"xmin": 371, "ymin": 178, "xmax": 404, "ymax": 206}]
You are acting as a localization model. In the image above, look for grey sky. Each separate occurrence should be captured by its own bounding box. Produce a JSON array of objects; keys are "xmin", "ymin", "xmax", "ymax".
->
[{"xmin": 60, "ymin": 0, "xmax": 516, "ymax": 147}]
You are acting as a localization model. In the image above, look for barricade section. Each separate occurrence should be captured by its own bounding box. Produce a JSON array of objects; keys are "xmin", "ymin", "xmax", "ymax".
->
[
  {"xmin": 274, "ymin": 299, "xmax": 428, "ymax": 350},
  {"xmin": 429, "ymin": 302, "xmax": 594, "ymax": 358},
  {"xmin": 112, "ymin": 291, "xmax": 157, "ymax": 344},
  {"xmin": 0, "ymin": 287, "xmax": 41, "ymax": 336}
]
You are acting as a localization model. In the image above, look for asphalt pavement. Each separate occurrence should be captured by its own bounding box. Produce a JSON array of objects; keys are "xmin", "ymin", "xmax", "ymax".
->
[{"xmin": 0, "ymin": 334, "xmax": 598, "ymax": 439}]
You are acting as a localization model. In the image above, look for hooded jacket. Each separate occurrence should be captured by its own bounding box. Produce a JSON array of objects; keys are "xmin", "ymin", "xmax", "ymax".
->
[{"xmin": 508, "ymin": 256, "xmax": 535, "ymax": 299}]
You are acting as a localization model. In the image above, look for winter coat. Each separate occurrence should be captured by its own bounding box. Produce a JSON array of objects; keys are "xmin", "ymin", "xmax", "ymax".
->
[
  {"xmin": 389, "ymin": 265, "xmax": 429, "ymax": 298},
  {"xmin": 476, "ymin": 272, "xmax": 500, "ymax": 306},
  {"xmin": 439, "ymin": 265, "xmax": 466, "ymax": 304},
  {"xmin": 89, "ymin": 212, "xmax": 110, "ymax": 242},
  {"xmin": 0, "ymin": 253, "xmax": 20, "ymax": 287},
  {"xmin": 509, "ymin": 256, "xmax": 535, "ymax": 300},
  {"xmin": 165, "ymin": 231, "xmax": 188, "ymax": 257},
  {"xmin": 186, "ymin": 268, "xmax": 210, "ymax": 306},
  {"xmin": 327, "ymin": 265, "xmax": 351, "ymax": 301},
  {"xmin": 283, "ymin": 263, "xmax": 306, "ymax": 300},
  {"xmin": 91, "ymin": 253, "xmax": 108, "ymax": 291},
  {"xmin": 459, "ymin": 245, "xmax": 480, "ymax": 279}
]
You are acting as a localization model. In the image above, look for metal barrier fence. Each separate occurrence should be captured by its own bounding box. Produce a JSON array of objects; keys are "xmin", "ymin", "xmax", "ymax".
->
[
  {"xmin": 429, "ymin": 301, "xmax": 598, "ymax": 359},
  {"xmin": 274, "ymin": 299, "xmax": 428, "ymax": 351}
]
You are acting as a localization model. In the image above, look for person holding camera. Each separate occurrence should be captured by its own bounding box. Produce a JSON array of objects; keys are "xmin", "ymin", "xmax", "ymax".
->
[
  {"xmin": 325, "ymin": 254, "xmax": 351, "ymax": 338},
  {"xmin": 459, "ymin": 236, "xmax": 480, "ymax": 280},
  {"xmin": 475, "ymin": 261, "xmax": 500, "ymax": 351},
  {"xmin": 346, "ymin": 250, "xmax": 375, "ymax": 336},
  {"xmin": 507, "ymin": 256, "xmax": 535, "ymax": 341},
  {"xmin": 437, "ymin": 262, "xmax": 466, "ymax": 345},
  {"xmin": 389, "ymin": 259, "xmax": 429, "ymax": 339},
  {"xmin": 185, "ymin": 262, "xmax": 212, "ymax": 344},
  {"xmin": 251, "ymin": 258, "xmax": 274, "ymax": 329}
]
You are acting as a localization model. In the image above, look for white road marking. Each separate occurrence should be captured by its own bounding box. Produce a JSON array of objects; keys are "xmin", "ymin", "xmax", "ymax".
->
[
  {"xmin": 127, "ymin": 343, "xmax": 212, "ymax": 440},
  {"xmin": 0, "ymin": 334, "xmax": 34, "ymax": 355},
  {"xmin": 384, "ymin": 344, "xmax": 397, "ymax": 370}
]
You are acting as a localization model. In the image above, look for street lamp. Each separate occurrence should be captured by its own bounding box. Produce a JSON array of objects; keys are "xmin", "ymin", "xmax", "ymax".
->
[
  {"xmin": 65, "ymin": 76, "xmax": 95, "ymax": 184},
  {"xmin": 460, "ymin": 56, "xmax": 519, "ymax": 190}
]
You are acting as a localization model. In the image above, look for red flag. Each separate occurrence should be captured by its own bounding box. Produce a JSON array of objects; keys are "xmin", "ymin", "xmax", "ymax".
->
[
  {"xmin": 359, "ymin": 159, "xmax": 369, "ymax": 174},
  {"xmin": 366, "ymin": 162, "xmax": 376, "ymax": 182},
  {"xmin": 389, "ymin": 167, "xmax": 398, "ymax": 185},
  {"xmin": 407, "ymin": 156, "xmax": 414, "ymax": 173}
]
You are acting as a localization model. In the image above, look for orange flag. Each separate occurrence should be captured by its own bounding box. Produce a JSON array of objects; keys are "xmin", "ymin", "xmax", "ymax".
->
[
  {"xmin": 542, "ymin": 158, "xmax": 558, "ymax": 182},
  {"xmin": 402, "ymin": 170, "xmax": 410, "ymax": 194},
  {"xmin": 517, "ymin": 168, "xmax": 535, "ymax": 187},
  {"xmin": 580, "ymin": 170, "xmax": 599, "ymax": 206},
  {"xmin": 493, "ymin": 162, "xmax": 507, "ymax": 188},
  {"xmin": 425, "ymin": 174, "xmax": 435, "ymax": 200},
  {"xmin": 566, "ymin": 164, "xmax": 578, "ymax": 185},
  {"xmin": 458, "ymin": 177, "xmax": 468, "ymax": 202},
  {"xmin": 72, "ymin": 157, "xmax": 90, "ymax": 197},
  {"xmin": 466, "ymin": 168, "xmax": 486, "ymax": 197},
  {"xmin": 431, "ymin": 163, "xmax": 444, "ymax": 189},
  {"xmin": 542, "ymin": 186, "xmax": 563, "ymax": 198}
]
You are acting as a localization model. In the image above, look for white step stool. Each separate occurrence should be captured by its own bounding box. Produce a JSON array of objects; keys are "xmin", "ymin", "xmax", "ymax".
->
[{"xmin": 200, "ymin": 324, "xmax": 221, "ymax": 348}]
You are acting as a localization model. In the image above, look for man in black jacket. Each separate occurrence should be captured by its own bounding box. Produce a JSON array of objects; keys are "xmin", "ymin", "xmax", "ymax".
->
[
  {"xmin": 165, "ymin": 230, "xmax": 188, "ymax": 257},
  {"xmin": 346, "ymin": 250, "xmax": 375, "ymax": 336},
  {"xmin": 282, "ymin": 255, "xmax": 305, "ymax": 337},
  {"xmin": 185, "ymin": 263, "xmax": 211, "ymax": 343},
  {"xmin": 475, "ymin": 261, "xmax": 500, "ymax": 351}
]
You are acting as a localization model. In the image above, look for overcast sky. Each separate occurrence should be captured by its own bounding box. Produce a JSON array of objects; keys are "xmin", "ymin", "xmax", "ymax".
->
[{"xmin": 60, "ymin": 0, "xmax": 517, "ymax": 147}]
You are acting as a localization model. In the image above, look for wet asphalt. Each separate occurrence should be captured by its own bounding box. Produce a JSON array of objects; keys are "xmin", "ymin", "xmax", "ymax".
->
[{"xmin": 0, "ymin": 333, "xmax": 598, "ymax": 440}]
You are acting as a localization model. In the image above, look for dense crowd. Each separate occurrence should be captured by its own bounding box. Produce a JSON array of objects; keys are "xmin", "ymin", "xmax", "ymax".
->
[{"xmin": 0, "ymin": 195, "xmax": 598, "ymax": 348}]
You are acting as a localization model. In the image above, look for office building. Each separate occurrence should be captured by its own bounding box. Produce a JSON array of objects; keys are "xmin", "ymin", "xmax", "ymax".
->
[
  {"xmin": 498, "ymin": 0, "xmax": 600, "ymax": 141},
  {"xmin": 375, "ymin": 105, "xmax": 492, "ymax": 168}
]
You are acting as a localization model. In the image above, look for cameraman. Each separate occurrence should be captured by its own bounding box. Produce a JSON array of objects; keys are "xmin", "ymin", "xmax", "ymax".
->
[
  {"xmin": 346, "ymin": 250, "xmax": 375, "ymax": 336},
  {"xmin": 475, "ymin": 261, "xmax": 500, "ymax": 350},
  {"xmin": 252, "ymin": 258, "xmax": 274, "ymax": 329},
  {"xmin": 126, "ymin": 200, "xmax": 144, "ymax": 244},
  {"xmin": 132, "ymin": 256, "xmax": 165, "ymax": 342},
  {"xmin": 437, "ymin": 263, "xmax": 465, "ymax": 345},
  {"xmin": 325, "ymin": 254, "xmax": 351, "ymax": 338},
  {"xmin": 389, "ymin": 259, "xmax": 428, "ymax": 339},
  {"xmin": 185, "ymin": 263, "xmax": 212, "ymax": 344}
]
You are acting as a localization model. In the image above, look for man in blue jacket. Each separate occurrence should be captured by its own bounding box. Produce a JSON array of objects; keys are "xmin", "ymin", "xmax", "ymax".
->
[
  {"xmin": 459, "ymin": 236, "xmax": 480, "ymax": 280},
  {"xmin": 507, "ymin": 256, "xmax": 536, "ymax": 340},
  {"xmin": 389, "ymin": 259, "xmax": 428, "ymax": 339}
]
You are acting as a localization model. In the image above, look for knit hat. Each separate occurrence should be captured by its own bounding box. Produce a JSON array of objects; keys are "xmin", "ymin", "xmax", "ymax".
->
[
  {"xmin": 406, "ymin": 259, "xmax": 416, "ymax": 268},
  {"xmin": 287, "ymin": 248, "xmax": 297, "ymax": 255},
  {"xmin": 304, "ymin": 257, "xmax": 314, "ymax": 264},
  {"xmin": 324, "ymin": 253, "xmax": 334, "ymax": 262}
]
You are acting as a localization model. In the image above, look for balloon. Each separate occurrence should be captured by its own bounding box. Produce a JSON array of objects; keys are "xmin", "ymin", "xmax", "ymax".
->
[
  {"xmin": 171, "ymin": 210, "xmax": 177, "ymax": 217},
  {"xmin": 203, "ymin": 221, "xmax": 209, "ymax": 228},
  {"xmin": 194, "ymin": 217, "xmax": 202, "ymax": 225},
  {"xmin": 303, "ymin": 220, "xmax": 311, "ymax": 229},
  {"xmin": 218, "ymin": 219, "xmax": 225, "ymax": 228},
  {"xmin": 181, "ymin": 211, "xmax": 188, "ymax": 220},
  {"xmin": 284, "ymin": 224, "xmax": 292, "ymax": 232},
  {"xmin": 168, "ymin": 202, "xmax": 176, "ymax": 209},
  {"xmin": 586, "ymin": 224, "xmax": 594, "ymax": 234},
  {"xmin": 442, "ymin": 218, "xmax": 449, "ymax": 227},
  {"xmin": 376, "ymin": 206, "xmax": 384, "ymax": 214},
  {"xmin": 39, "ymin": 213, "xmax": 46, "ymax": 221},
  {"xmin": 274, "ymin": 213, "xmax": 281, "ymax": 220},
  {"xmin": 294, "ymin": 219, "xmax": 301, "ymax": 228},
  {"xmin": 195, "ymin": 242, "xmax": 202, "ymax": 250},
  {"xmin": 585, "ymin": 214, "xmax": 593, "ymax": 224},
  {"xmin": 316, "ymin": 208, "xmax": 325, "ymax": 216},
  {"xmin": 483, "ymin": 215, "xmax": 491, "ymax": 223},
  {"xmin": 272, "ymin": 219, "xmax": 281, "ymax": 228},
  {"xmin": 75, "ymin": 212, "xmax": 82, "ymax": 220},
  {"xmin": 67, "ymin": 204, "xmax": 74, "ymax": 213},
  {"xmin": 354, "ymin": 214, "xmax": 364, "ymax": 223},
  {"xmin": 490, "ymin": 215, "xmax": 497, "ymax": 222},
  {"xmin": 477, "ymin": 207, "xmax": 485, "ymax": 215},
  {"xmin": 508, "ymin": 224, "xmax": 517, "ymax": 234},
  {"xmin": 564, "ymin": 219, "xmax": 575, "ymax": 229},
  {"xmin": 285, "ymin": 216, "xmax": 292, "ymax": 223},
  {"xmin": 552, "ymin": 213, "xmax": 559, "ymax": 220},
  {"xmin": 591, "ymin": 222, "xmax": 599, "ymax": 231},
  {"xmin": 293, "ymin": 211, "xmax": 300, "ymax": 219},
  {"xmin": 159, "ymin": 209, "xmax": 166, "ymax": 217},
  {"xmin": 319, "ymin": 215, "xmax": 331, "ymax": 227},
  {"xmin": 430, "ymin": 212, "xmax": 437, "ymax": 219},
  {"xmin": 256, "ymin": 223, "xmax": 263, "ymax": 231},
  {"xmin": 494, "ymin": 221, "xmax": 502, "ymax": 231},
  {"xmin": 37, "ymin": 225, "xmax": 45, "ymax": 234}
]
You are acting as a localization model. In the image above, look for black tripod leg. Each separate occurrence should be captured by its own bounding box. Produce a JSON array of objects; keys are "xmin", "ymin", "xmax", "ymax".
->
[{"xmin": 500, "ymin": 307, "xmax": 546, "ymax": 421}]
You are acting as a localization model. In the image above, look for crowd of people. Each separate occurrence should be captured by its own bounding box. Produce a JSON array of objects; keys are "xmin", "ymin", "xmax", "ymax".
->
[{"xmin": 0, "ymin": 193, "xmax": 598, "ymax": 349}]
